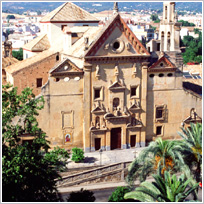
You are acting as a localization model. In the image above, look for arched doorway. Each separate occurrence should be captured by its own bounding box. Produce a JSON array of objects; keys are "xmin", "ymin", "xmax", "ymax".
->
[{"xmin": 111, "ymin": 127, "xmax": 121, "ymax": 150}]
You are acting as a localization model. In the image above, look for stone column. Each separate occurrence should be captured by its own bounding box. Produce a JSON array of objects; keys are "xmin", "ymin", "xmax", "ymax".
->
[
  {"xmin": 140, "ymin": 62, "xmax": 149, "ymax": 147},
  {"xmin": 83, "ymin": 62, "xmax": 92, "ymax": 152}
]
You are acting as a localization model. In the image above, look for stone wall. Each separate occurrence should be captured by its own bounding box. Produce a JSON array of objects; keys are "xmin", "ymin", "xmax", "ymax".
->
[{"xmin": 13, "ymin": 52, "xmax": 60, "ymax": 96}]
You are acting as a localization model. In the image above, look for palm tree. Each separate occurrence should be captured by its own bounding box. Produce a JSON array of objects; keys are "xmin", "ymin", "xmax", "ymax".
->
[
  {"xmin": 127, "ymin": 137, "xmax": 185, "ymax": 185},
  {"xmin": 124, "ymin": 171, "xmax": 199, "ymax": 202},
  {"xmin": 178, "ymin": 122, "xmax": 202, "ymax": 183}
]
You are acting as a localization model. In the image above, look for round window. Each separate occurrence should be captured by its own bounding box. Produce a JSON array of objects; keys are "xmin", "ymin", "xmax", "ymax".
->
[
  {"xmin": 167, "ymin": 73, "xmax": 173, "ymax": 77},
  {"xmin": 159, "ymin": 73, "xmax": 164, "ymax": 77},
  {"xmin": 113, "ymin": 41, "xmax": 120, "ymax": 50},
  {"xmin": 160, "ymin": 63, "xmax": 164, "ymax": 67},
  {"xmin": 112, "ymin": 39, "xmax": 124, "ymax": 53},
  {"xmin": 149, "ymin": 74, "xmax": 155, "ymax": 78}
]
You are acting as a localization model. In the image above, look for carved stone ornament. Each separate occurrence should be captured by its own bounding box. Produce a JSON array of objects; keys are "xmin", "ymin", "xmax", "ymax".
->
[
  {"xmin": 96, "ymin": 65, "xmax": 100, "ymax": 79},
  {"xmin": 132, "ymin": 63, "xmax": 137, "ymax": 76},
  {"xmin": 104, "ymin": 43, "xmax": 109, "ymax": 50},
  {"xmin": 115, "ymin": 65, "xmax": 119, "ymax": 76}
]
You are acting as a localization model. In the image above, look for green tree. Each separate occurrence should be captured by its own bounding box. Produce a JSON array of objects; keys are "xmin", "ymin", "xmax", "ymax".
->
[
  {"xmin": 67, "ymin": 188, "xmax": 95, "ymax": 202},
  {"xmin": 6, "ymin": 14, "xmax": 15, "ymax": 20},
  {"xmin": 71, "ymin": 147, "xmax": 85, "ymax": 163},
  {"xmin": 12, "ymin": 48, "xmax": 23, "ymax": 61},
  {"xmin": 178, "ymin": 20, "xmax": 195, "ymax": 27},
  {"xmin": 150, "ymin": 14, "xmax": 160, "ymax": 23},
  {"xmin": 124, "ymin": 171, "xmax": 199, "ymax": 202},
  {"xmin": 108, "ymin": 186, "xmax": 131, "ymax": 202},
  {"xmin": 178, "ymin": 123, "xmax": 202, "ymax": 183},
  {"xmin": 2, "ymin": 84, "xmax": 69, "ymax": 202},
  {"xmin": 127, "ymin": 138, "xmax": 185, "ymax": 185}
]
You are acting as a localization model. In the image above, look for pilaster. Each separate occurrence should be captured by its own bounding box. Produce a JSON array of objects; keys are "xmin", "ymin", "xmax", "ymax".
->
[
  {"xmin": 83, "ymin": 63, "xmax": 92, "ymax": 152},
  {"xmin": 140, "ymin": 62, "xmax": 148, "ymax": 147}
]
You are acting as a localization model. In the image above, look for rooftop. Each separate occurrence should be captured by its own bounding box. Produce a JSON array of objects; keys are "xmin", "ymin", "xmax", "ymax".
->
[
  {"xmin": 40, "ymin": 2, "xmax": 100, "ymax": 22},
  {"xmin": 23, "ymin": 34, "xmax": 50, "ymax": 52}
]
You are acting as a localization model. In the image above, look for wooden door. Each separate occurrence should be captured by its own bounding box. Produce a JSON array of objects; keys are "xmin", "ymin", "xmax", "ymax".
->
[
  {"xmin": 111, "ymin": 128, "xmax": 121, "ymax": 150},
  {"xmin": 130, "ymin": 135, "xmax": 136, "ymax": 147},
  {"xmin": 95, "ymin": 138, "xmax": 101, "ymax": 151}
]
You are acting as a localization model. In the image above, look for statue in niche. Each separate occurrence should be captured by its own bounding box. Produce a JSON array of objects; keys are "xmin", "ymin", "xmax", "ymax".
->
[
  {"xmin": 116, "ymin": 107, "xmax": 121, "ymax": 116},
  {"xmin": 131, "ymin": 117, "xmax": 136, "ymax": 126},
  {"xmin": 95, "ymin": 116, "xmax": 100, "ymax": 129},
  {"xmin": 102, "ymin": 119, "xmax": 106, "ymax": 128},
  {"xmin": 190, "ymin": 108, "xmax": 196, "ymax": 119}
]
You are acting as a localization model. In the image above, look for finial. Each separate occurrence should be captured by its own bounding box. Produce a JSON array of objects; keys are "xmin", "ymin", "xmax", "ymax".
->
[{"xmin": 113, "ymin": 2, "xmax": 119, "ymax": 15}]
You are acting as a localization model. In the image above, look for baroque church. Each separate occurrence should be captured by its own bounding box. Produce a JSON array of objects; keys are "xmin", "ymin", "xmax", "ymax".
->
[{"xmin": 5, "ymin": 2, "xmax": 202, "ymax": 152}]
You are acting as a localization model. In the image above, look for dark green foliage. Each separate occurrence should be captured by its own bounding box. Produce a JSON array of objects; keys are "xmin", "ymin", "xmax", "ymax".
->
[
  {"xmin": 127, "ymin": 138, "xmax": 185, "ymax": 185},
  {"xmin": 71, "ymin": 147, "xmax": 85, "ymax": 162},
  {"xmin": 178, "ymin": 20, "xmax": 195, "ymax": 27},
  {"xmin": 12, "ymin": 48, "xmax": 23, "ymax": 61},
  {"xmin": 178, "ymin": 123, "xmax": 202, "ymax": 183},
  {"xmin": 67, "ymin": 188, "xmax": 95, "ymax": 202},
  {"xmin": 2, "ymin": 84, "xmax": 69, "ymax": 202},
  {"xmin": 150, "ymin": 14, "xmax": 160, "ymax": 23},
  {"xmin": 181, "ymin": 31, "xmax": 202, "ymax": 64},
  {"xmin": 108, "ymin": 186, "xmax": 131, "ymax": 202},
  {"xmin": 6, "ymin": 14, "xmax": 15, "ymax": 19},
  {"xmin": 124, "ymin": 171, "xmax": 199, "ymax": 202}
]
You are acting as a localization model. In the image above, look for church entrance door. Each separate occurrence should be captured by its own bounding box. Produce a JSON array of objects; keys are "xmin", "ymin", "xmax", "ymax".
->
[
  {"xmin": 111, "ymin": 127, "xmax": 121, "ymax": 150},
  {"xmin": 95, "ymin": 138, "xmax": 101, "ymax": 151}
]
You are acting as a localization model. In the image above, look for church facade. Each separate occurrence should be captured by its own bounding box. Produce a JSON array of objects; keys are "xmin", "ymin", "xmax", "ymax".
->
[{"xmin": 36, "ymin": 2, "xmax": 202, "ymax": 152}]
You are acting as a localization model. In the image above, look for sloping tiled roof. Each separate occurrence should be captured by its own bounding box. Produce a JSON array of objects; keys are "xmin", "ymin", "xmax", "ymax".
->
[
  {"xmin": 23, "ymin": 34, "xmax": 50, "ymax": 52},
  {"xmin": 40, "ymin": 2, "xmax": 99, "ymax": 22},
  {"xmin": 2, "ymin": 57, "xmax": 19, "ymax": 69},
  {"xmin": 6, "ymin": 50, "xmax": 57, "ymax": 75}
]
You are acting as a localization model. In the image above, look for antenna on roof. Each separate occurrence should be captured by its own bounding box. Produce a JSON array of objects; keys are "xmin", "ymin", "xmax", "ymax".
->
[{"xmin": 113, "ymin": 2, "xmax": 119, "ymax": 15}]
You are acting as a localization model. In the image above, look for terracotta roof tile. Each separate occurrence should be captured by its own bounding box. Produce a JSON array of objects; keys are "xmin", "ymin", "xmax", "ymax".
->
[
  {"xmin": 40, "ymin": 2, "xmax": 99, "ymax": 22},
  {"xmin": 23, "ymin": 34, "xmax": 50, "ymax": 51},
  {"xmin": 5, "ymin": 50, "xmax": 57, "ymax": 75},
  {"xmin": 2, "ymin": 57, "xmax": 19, "ymax": 69}
]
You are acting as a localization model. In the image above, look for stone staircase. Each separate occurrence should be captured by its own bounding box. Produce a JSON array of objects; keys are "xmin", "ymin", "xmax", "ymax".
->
[{"xmin": 56, "ymin": 161, "xmax": 132, "ymax": 188}]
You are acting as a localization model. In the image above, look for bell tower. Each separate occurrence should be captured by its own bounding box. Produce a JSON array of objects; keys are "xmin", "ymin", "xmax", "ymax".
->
[{"xmin": 159, "ymin": 2, "xmax": 181, "ymax": 51}]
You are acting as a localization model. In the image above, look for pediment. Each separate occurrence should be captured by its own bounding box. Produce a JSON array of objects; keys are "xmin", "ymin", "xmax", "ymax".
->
[
  {"xmin": 109, "ymin": 80, "xmax": 125, "ymax": 91},
  {"xmin": 91, "ymin": 106, "xmax": 105, "ymax": 114},
  {"xmin": 148, "ymin": 56, "xmax": 176, "ymax": 72},
  {"xmin": 50, "ymin": 58, "xmax": 83, "ymax": 76},
  {"xmin": 85, "ymin": 14, "xmax": 150, "ymax": 58}
]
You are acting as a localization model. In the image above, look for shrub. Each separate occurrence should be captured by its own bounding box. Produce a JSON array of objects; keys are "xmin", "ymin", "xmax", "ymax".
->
[
  {"xmin": 108, "ymin": 186, "xmax": 131, "ymax": 202},
  {"xmin": 71, "ymin": 147, "xmax": 84, "ymax": 163},
  {"xmin": 67, "ymin": 188, "xmax": 95, "ymax": 202}
]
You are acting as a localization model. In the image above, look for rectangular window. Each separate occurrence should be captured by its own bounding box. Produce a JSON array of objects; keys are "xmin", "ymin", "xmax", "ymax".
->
[
  {"xmin": 94, "ymin": 88, "xmax": 101, "ymax": 99},
  {"xmin": 156, "ymin": 126, "xmax": 162, "ymax": 135},
  {"xmin": 155, "ymin": 105, "xmax": 166, "ymax": 121},
  {"xmin": 130, "ymin": 85, "xmax": 139, "ymax": 98},
  {"xmin": 36, "ymin": 78, "xmax": 42, "ymax": 88},
  {"xmin": 131, "ymin": 87, "xmax": 137, "ymax": 96}
]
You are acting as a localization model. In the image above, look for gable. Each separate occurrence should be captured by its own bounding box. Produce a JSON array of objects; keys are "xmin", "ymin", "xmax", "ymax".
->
[
  {"xmin": 148, "ymin": 56, "xmax": 177, "ymax": 72},
  {"xmin": 85, "ymin": 14, "xmax": 150, "ymax": 58},
  {"xmin": 50, "ymin": 58, "xmax": 83, "ymax": 76}
]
